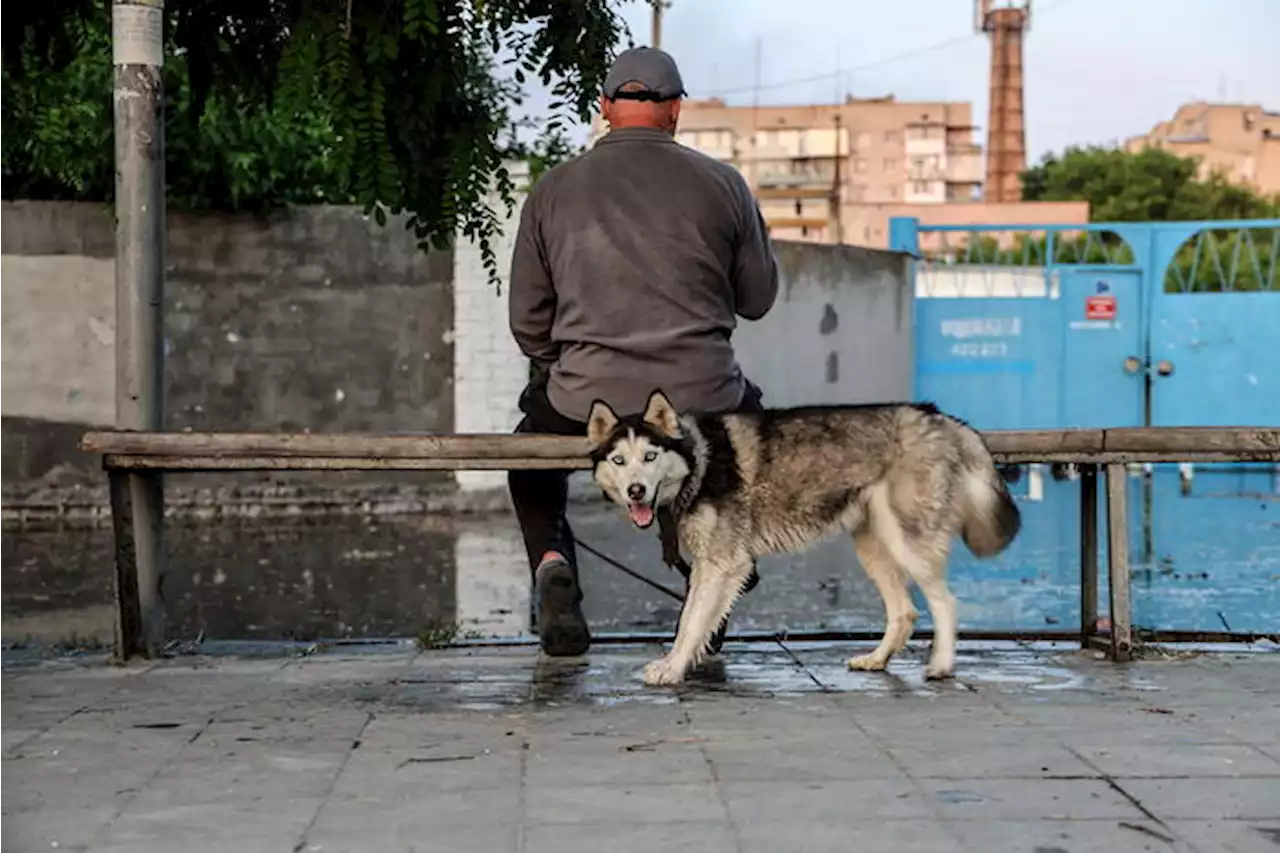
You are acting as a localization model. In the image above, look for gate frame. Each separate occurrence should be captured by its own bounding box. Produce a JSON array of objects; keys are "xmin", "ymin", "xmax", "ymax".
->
[
  {"xmin": 890, "ymin": 216, "xmax": 1280, "ymax": 413},
  {"xmin": 889, "ymin": 215, "xmax": 1280, "ymax": 644}
]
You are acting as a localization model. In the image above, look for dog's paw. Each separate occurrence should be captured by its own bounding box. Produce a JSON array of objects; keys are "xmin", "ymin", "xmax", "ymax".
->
[
  {"xmin": 923, "ymin": 663, "xmax": 955, "ymax": 681},
  {"xmin": 846, "ymin": 653, "xmax": 888, "ymax": 672},
  {"xmin": 643, "ymin": 657, "xmax": 687, "ymax": 686}
]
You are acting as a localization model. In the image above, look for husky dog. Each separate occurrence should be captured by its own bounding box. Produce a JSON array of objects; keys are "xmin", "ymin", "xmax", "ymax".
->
[{"xmin": 587, "ymin": 390, "xmax": 1021, "ymax": 687}]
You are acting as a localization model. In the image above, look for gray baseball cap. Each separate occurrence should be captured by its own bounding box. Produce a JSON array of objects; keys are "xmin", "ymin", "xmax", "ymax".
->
[{"xmin": 602, "ymin": 47, "xmax": 686, "ymax": 101}]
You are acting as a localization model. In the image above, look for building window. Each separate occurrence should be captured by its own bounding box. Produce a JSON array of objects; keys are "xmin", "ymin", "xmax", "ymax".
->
[
  {"xmin": 884, "ymin": 130, "xmax": 901, "ymax": 144},
  {"xmin": 884, "ymin": 158, "xmax": 899, "ymax": 173},
  {"xmin": 854, "ymin": 158, "xmax": 868, "ymax": 173}
]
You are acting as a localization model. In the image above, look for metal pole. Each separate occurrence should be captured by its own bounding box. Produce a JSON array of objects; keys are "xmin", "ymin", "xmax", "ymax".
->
[
  {"xmin": 113, "ymin": 0, "xmax": 166, "ymax": 658},
  {"xmin": 1078, "ymin": 464, "xmax": 1098, "ymax": 645},
  {"xmin": 650, "ymin": 0, "xmax": 665, "ymax": 48}
]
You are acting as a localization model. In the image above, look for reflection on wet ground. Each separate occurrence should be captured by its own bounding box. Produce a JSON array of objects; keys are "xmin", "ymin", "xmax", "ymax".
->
[
  {"xmin": 2, "ymin": 467, "xmax": 1277, "ymax": 647},
  {"xmin": 5, "ymin": 640, "xmax": 1277, "ymax": 853}
]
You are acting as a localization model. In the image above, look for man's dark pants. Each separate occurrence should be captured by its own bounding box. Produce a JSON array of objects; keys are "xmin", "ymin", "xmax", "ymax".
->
[{"xmin": 507, "ymin": 373, "xmax": 764, "ymax": 651}]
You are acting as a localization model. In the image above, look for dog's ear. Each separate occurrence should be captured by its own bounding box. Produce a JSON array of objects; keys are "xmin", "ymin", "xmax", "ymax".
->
[
  {"xmin": 586, "ymin": 399, "xmax": 619, "ymax": 447},
  {"xmin": 642, "ymin": 390, "xmax": 680, "ymax": 438}
]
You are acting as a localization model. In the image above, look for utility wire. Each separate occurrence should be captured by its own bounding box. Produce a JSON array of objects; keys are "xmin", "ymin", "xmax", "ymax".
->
[{"xmin": 702, "ymin": 0, "xmax": 1076, "ymax": 100}]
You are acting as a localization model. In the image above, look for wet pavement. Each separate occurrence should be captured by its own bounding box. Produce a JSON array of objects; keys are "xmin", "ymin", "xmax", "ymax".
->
[{"xmin": 3, "ymin": 640, "xmax": 1278, "ymax": 852}]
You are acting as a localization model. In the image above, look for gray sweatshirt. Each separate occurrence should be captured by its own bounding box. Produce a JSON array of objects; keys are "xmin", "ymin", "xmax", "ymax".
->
[{"xmin": 508, "ymin": 126, "xmax": 780, "ymax": 422}]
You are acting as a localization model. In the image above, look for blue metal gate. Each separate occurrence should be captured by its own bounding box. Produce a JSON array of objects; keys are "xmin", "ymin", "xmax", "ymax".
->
[
  {"xmin": 889, "ymin": 217, "xmax": 1280, "ymax": 635},
  {"xmin": 890, "ymin": 217, "xmax": 1280, "ymax": 429}
]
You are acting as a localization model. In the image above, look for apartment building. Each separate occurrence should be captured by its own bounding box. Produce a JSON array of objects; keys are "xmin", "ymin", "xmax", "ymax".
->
[
  {"xmin": 1125, "ymin": 102, "xmax": 1280, "ymax": 196},
  {"xmin": 590, "ymin": 95, "xmax": 984, "ymax": 244}
]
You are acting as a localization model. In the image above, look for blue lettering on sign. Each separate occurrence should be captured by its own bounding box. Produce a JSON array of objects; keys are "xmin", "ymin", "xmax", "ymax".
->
[{"xmin": 1095, "ymin": 280, "xmax": 1111, "ymax": 294}]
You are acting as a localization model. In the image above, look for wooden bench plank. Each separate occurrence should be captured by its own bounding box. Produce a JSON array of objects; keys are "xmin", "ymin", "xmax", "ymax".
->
[
  {"xmin": 84, "ymin": 427, "xmax": 1280, "ymax": 469},
  {"xmin": 83, "ymin": 431, "xmax": 593, "ymax": 459},
  {"xmin": 103, "ymin": 454, "xmax": 593, "ymax": 471},
  {"xmin": 83, "ymin": 428, "xmax": 1108, "ymax": 459},
  {"xmin": 1103, "ymin": 426, "xmax": 1280, "ymax": 454}
]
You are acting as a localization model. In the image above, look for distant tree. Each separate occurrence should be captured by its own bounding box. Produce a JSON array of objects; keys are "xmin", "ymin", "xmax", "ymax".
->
[
  {"xmin": 1020, "ymin": 145, "xmax": 1280, "ymax": 222},
  {"xmin": 926, "ymin": 147, "xmax": 1276, "ymax": 291},
  {"xmin": 3, "ymin": 0, "xmax": 629, "ymax": 281}
]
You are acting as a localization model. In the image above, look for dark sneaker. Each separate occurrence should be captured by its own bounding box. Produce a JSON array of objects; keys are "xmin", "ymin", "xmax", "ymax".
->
[{"xmin": 535, "ymin": 558, "xmax": 591, "ymax": 657}]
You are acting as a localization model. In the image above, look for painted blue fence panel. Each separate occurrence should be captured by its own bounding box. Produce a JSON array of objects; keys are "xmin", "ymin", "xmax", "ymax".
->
[
  {"xmin": 916, "ymin": 298, "xmax": 1058, "ymax": 430},
  {"xmin": 891, "ymin": 217, "xmax": 1280, "ymax": 636}
]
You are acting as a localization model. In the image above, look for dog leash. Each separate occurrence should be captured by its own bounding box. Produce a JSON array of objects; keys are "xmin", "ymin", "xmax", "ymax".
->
[{"xmin": 571, "ymin": 536, "xmax": 687, "ymax": 603}]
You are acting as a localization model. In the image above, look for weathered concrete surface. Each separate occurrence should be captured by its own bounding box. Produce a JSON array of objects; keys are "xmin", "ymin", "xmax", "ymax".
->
[
  {"xmin": 734, "ymin": 241, "xmax": 913, "ymax": 408},
  {"xmin": 1, "ymin": 201, "xmax": 455, "ymax": 485},
  {"xmin": 3, "ymin": 642, "xmax": 1277, "ymax": 852}
]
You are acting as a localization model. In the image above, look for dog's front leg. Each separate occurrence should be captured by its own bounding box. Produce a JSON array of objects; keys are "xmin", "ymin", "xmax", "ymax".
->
[{"xmin": 643, "ymin": 552, "xmax": 754, "ymax": 687}]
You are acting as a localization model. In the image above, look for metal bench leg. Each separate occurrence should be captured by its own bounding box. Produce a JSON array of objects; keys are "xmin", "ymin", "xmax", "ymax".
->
[
  {"xmin": 109, "ymin": 468, "xmax": 165, "ymax": 660},
  {"xmin": 1079, "ymin": 464, "xmax": 1098, "ymax": 648},
  {"xmin": 1105, "ymin": 463, "xmax": 1133, "ymax": 661}
]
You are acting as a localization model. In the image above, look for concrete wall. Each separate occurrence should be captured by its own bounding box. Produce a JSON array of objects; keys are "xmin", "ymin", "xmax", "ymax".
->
[
  {"xmin": 451, "ymin": 164, "xmax": 531, "ymax": 492},
  {"xmin": 2, "ymin": 187, "xmax": 913, "ymax": 489},
  {"xmin": 735, "ymin": 242, "xmax": 914, "ymax": 407},
  {"xmin": 1, "ymin": 201, "xmax": 455, "ymax": 482}
]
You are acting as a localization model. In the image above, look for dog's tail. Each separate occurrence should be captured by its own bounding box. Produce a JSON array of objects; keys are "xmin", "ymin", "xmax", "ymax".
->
[{"xmin": 954, "ymin": 424, "xmax": 1021, "ymax": 557}]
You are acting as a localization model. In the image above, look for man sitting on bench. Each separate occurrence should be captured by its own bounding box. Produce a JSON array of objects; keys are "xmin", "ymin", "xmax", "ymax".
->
[{"xmin": 506, "ymin": 46, "xmax": 780, "ymax": 656}]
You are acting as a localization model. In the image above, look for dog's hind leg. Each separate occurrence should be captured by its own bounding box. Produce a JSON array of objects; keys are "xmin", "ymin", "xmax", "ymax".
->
[
  {"xmin": 899, "ymin": 546, "xmax": 956, "ymax": 681},
  {"xmin": 643, "ymin": 552, "xmax": 753, "ymax": 687},
  {"xmin": 866, "ymin": 483, "xmax": 958, "ymax": 681},
  {"xmin": 847, "ymin": 531, "xmax": 918, "ymax": 673}
]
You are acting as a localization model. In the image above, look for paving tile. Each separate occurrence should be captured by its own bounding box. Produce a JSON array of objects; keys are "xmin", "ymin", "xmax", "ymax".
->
[
  {"xmin": 737, "ymin": 818, "xmax": 961, "ymax": 853},
  {"xmin": 1118, "ymin": 778, "xmax": 1280, "ymax": 821},
  {"xmin": 887, "ymin": 742, "xmax": 1094, "ymax": 779},
  {"xmin": 525, "ymin": 782, "xmax": 725, "ymax": 825},
  {"xmin": 0, "ymin": 803, "xmax": 119, "ymax": 851},
  {"xmin": 1167, "ymin": 820, "xmax": 1280, "ymax": 853},
  {"xmin": 94, "ymin": 795, "xmax": 322, "ymax": 850},
  {"xmin": 315, "ymin": 786, "xmax": 521, "ymax": 828},
  {"xmin": 919, "ymin": 777, "xmax": 1142, "ymax": 820},
  {"xmin": 303, "ymin": 819, "xmax": 520, "ymax": 853},
  {"xmin": 333, "ymin": 736, "xmax": 524, "ymax": 794},
  {"xmin": 1077, "ymin": 743, "xmax": 1280, "ymax": 778},
  {"xmin": 722, "ymin": 778, "xmax": 934, "ymax": 823},
  {"xmin": 704, "ymin": 736, "xmax": 905, "ymax": 781},
  {"xmin": 1, "ymin": 645, "xmax": 1278, "ymax": 853},
  {"xmin": 523, "ymin": 820, "xmax": 737, "ymax": 853},
  {"xmin": 948, "ymin": 818, "xmax": 1186, "ymax": 853},
  {"xmin": 525, "ymin": 735, "xmax": 713, "ymax": 786},
  {"xmin": 2, "ymin": 726, "xmax": 43, "ymax": 753}
]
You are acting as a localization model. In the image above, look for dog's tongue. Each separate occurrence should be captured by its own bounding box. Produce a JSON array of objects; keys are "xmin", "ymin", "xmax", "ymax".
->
[{"xmin": 628, "ymin": 502, "xmax": 654, "ymax": 527}]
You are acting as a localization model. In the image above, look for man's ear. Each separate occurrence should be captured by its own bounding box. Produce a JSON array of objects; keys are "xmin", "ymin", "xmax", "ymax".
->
[
  {"xmin": 587, "ymin": 399, "xmax": 619, "ymax": 447},
  {"xmin": 642, "ymin": 390, "xmax": 680, "ymax": 438}
]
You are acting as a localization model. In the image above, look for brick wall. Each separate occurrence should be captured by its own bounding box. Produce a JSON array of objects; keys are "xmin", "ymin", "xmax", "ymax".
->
[{"xmin": 452, "ymin": 162, "xmax": 532, "ymax": 492}]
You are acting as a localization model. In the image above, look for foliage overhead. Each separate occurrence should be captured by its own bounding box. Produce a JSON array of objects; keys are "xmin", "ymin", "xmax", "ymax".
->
[
  {"xmin": 3, "ymin": 0, "xmax": 629, "ymax": 280},
  {"xmin": 3, "ymin": 5, "xmax": 347, "ymax": 212},
  {"xmin": 1020, "ymin": 145, "xmax": 1280, "ymax": 222}
]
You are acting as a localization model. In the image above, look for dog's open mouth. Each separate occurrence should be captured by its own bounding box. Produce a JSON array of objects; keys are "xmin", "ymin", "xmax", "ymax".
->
[{"xmin": 627, "ymin": 501, "xmax": 655, "ymax": 528}]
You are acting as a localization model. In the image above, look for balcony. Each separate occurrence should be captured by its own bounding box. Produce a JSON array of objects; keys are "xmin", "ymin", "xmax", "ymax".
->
[
  {"xmin": 752, "ymin": 128, "xmax": 848, "ymax": 161},
  {"xmin": 946, "ymin": 149, "xmax": 984, "ymax": 184}
]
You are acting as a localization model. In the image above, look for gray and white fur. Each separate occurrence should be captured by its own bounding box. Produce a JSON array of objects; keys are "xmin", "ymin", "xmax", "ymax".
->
[{"xmin": 587, "ymin": 390, "xmax": 1022, "ymax": 686}]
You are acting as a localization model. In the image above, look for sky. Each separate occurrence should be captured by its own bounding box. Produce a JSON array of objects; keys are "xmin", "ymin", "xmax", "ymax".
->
[{"xmin": 540, "ymin": 0, "xmax": 1280, "ymax": 162}]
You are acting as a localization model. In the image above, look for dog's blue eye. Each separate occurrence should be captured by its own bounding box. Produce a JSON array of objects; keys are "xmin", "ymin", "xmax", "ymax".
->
[
  {"xmin": 610, "ymin": 454, "xmax": 625, "ymax": 465},
  {"xmin": 643, "ymin": 450, "xmax": 658, "ymax": 462}
]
